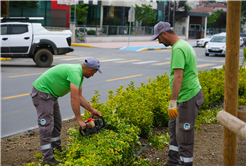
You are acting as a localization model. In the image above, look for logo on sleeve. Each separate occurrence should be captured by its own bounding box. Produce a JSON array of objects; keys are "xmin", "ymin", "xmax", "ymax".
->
[
  {"xmin": 184, "ymin": 123, "xmax": 190, "ymax": 130},
  {"xmin": 41, "ymin": 119, "xmax": 46, "ymax": 125}
]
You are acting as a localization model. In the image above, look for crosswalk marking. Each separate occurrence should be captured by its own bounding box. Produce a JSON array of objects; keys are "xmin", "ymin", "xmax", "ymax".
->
[
  {"xmin": 53, "ymin": 56, "xmax": 232, "ymax": 70},
  {"xmin": 100, "ymin": 58, "xmax": 124, "ymax": 62},
  {"xmin": 197, "ymin": 63, "xmax": 216, "ymax": 68},
  {"xmin": 132, "ymin": 60, "xmax": 159, "ymax": 64},
  {"xmin": 115, "ymin": 59, "xmax": 141, "ymax": 63},
  {"xmin": 61, "ymin": 57, "xmax": 89, "ymax": 61},
  {"xmin": 152, "ymin": 62, "xmax": 170, "ymax": 65},
  {"xmin": 212, "ymin": 65, "xmax": 223, "ymax": 69},
  {"xmin": 54, "ymin": 56, "xmax": 76, "ymax": 59}
]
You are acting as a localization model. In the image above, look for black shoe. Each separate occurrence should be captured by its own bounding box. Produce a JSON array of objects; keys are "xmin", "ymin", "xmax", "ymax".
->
[
  {"xmin": 42, "ymin": 157, "xmax": 61, "ymax": 166},
  {"xmin": 163, "ymin": 162, "xmax": 177, "ymax": 166}
]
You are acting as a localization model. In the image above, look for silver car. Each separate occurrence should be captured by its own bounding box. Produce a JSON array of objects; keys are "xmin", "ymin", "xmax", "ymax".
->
[
  {"xmin": 205, "ymin": 34, "xmax": 243, "ymax": 56},
  {"xmin": 205, "ymin": 35, "xmax": 226, "ymax": 56}
]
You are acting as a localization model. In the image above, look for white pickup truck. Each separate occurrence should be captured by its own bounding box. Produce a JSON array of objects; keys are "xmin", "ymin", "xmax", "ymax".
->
[{"xmin": 1, "ymin": 21, "xmax": 74, "ymax": 67}]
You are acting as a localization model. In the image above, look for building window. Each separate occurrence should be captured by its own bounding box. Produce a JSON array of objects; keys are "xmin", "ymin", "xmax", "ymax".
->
[
  {"xmin": 83, "ymin": 4, "xmax": 101, "ymax": 25},
  {"xmin": 157, "ymin": 10, "xmax": 163, "ymax": 21}
]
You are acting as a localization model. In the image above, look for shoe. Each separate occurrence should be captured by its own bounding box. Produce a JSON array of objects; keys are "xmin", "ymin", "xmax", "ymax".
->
[
  {"xmin": 163, "ymin": 162, "xmax": 177, "ymax": 166},
  {"xmin": 42, "ymin": 156, "xmax": 61, "ymax": 166}
]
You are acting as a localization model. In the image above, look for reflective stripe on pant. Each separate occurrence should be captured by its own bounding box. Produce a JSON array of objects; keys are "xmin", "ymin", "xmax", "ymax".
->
[
  {"xmin": 31, "ymin": 87, "xmax": 62, "ymax": 160},
  {"xmin": 167, "ymin": 90, "xmax": 204, "ymax": 166},
  {"xmin": 167, "ymin": 118, "xmax": 180, "ymax": 165}
]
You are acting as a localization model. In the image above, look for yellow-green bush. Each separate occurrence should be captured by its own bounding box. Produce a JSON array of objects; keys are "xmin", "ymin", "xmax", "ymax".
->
[{"xmin": 27, "ymin": 61, "xmax": 246, "ymax": 166}]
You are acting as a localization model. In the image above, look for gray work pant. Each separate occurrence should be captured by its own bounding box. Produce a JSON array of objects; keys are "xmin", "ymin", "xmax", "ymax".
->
[
  {"xmin": 167, "ymin": 90, "xmax": 204, "ymax": 166},
  {"xmin": 30, "ymin": 87, "xmax": 62, "ymax": 160}
]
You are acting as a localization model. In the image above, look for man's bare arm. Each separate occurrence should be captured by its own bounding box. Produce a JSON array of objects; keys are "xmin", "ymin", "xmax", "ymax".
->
[
  {"xmin": 171, "ymin": 69, "xmax": 183, "ymax": 100},
  {"xmin": 70, "ymin": 83, "xmax": 86, "ymax": 129}
]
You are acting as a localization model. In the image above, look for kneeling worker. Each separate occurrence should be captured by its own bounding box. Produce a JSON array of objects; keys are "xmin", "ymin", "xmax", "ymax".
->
[{"xmin": 30, "ymin": 58, "xmax": 102, "ymax": 166}]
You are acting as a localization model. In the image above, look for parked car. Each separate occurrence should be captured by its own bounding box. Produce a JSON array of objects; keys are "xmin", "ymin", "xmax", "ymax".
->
[
  {"xmin": 240, "ymin": 33, "xmax": 246, "ymax": 46},
  {"xmin": 197, "ymin": 32, "xmax": 226, "ymax": 47},
  {"xmin": 1, "ymin": 20, "xmax": 74, "ymax": 67},
  {"xmin": 205, "ymin": 34, "xmax": 243, "ymax": 56},
  {"xmin": 196, "ymin": 36, "xmax": 213, "ymax": 47}
]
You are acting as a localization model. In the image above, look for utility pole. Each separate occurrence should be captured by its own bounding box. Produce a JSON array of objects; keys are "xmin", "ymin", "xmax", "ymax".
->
[
  {"xmin": 7, "ymin": 1, "xmax": 9, "ymax": 17},
  {"xmin": 168, "ymin": 1, "xmax": 170, "ymax": 23},
  {"xmin": 173, "ymin": 0, "xmax": 175, "ymax": 27},
  {"xmin": 163, "ymin": 1, "xmax": 165, "ymax": 22},
  {"xmin": 223, "ymin": 1, "xmax": 241, "ymax": 166}
]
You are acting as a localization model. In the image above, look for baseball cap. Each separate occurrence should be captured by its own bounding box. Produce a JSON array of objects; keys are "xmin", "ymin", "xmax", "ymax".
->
[
  {"xmin": 150, "ymin": 22, "xmax": 173, "ymax": 40},
  {"xmin": 84, "ymin": 58, "xmax": 103, "ymax": 74}
]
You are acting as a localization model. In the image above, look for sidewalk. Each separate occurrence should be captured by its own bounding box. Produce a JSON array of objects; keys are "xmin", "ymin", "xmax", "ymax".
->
[{"xmin": 71, "ymin": 39, "xmax": 198, "ymax": 51}]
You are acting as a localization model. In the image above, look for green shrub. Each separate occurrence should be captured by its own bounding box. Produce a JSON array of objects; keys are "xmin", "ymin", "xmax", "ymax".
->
[
  {"xmin": 27, "ymin": 64, "xmax": 246, "ymax": 166},
  {"xmin": 87, "ymin": 30, "xmax": 96, "ymax": 35}
]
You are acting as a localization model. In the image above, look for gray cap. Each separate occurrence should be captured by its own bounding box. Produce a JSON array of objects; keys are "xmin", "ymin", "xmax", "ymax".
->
[
  {"xmin": 150, "ymin": 21, "xmax": 173, "ymax": 40},
  {"xmin": 84, "ymin": 58, "xmax": 103, "ymax": 74}
]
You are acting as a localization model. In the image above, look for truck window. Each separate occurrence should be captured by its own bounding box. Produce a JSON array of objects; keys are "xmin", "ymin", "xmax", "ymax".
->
[
  {"xmin": 11, "ymin": 25, "xmax": 28, "ymax": 35},
  {"xmin": 1, "ymin": 25, "xmax": 8, "ymax": 35}
]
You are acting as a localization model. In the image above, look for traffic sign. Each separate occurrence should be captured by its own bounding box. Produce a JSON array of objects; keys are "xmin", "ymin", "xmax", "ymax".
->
[
  {"xmin": 128, "ymin": 6, "xmax": 135, "ymax": 22},
  {"xmin": 57, "ymin": 0, "xmax": 78, "ymax": 5}
]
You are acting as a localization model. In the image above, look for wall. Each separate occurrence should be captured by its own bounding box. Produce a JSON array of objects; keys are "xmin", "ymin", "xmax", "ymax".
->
[
  {"xmin": 101, "ymin": 0, "xmax": 157, "ymax": 9},
  {"xmin": 51, "ymin": 1, "xmax": 70, "ymax": 28}
]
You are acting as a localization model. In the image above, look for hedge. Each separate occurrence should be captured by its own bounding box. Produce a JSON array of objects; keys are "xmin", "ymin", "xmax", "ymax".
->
[{"xmin": 27, "ymin": 54, "xmax": 246, "ymax": 165}]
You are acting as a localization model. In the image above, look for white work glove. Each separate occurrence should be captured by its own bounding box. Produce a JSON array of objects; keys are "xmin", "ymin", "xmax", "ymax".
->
[{"xmin": 168, "ymin": 100, "xmax": 178, "ymax": 119}]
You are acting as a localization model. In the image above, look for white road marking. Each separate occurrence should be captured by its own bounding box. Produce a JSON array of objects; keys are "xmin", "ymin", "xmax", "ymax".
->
[
  {"xmin": 132, "ymin": 60, "xmax": 159, "ymax": 64},
  {"xmin": 99, "ymin": 59, "xmax": 124, "ymax": 62}
]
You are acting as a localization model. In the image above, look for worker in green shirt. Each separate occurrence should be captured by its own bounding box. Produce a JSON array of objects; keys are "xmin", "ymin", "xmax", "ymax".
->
[
  {"xmin": 30, "ymin": 58, "xmax": 102, "ymax": 166},
  {"xmin": 151, "ymin": 22, "xmax": 204, "ymax": 166}
]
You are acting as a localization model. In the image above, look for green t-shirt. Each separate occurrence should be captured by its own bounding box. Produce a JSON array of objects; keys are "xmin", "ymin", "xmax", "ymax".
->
[
  {"xmin": 170, "ymin": 40, "xmax": 201, "ymax": 103},
  {"xmin": 33, "ymin": 64, "xmax": 84, "ymax": 98}
]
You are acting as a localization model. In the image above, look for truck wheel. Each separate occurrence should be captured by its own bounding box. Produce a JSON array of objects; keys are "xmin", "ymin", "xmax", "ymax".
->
[
  {"xmin": 205, "ymin": 53, "xmax": 209, "ymax": 56},
  {"xmin": 34, "ymin": 49, "xmax": 53, "ymax": 67}
]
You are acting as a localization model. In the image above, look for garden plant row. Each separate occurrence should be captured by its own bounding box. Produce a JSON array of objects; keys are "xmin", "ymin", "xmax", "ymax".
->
[{"xmin": 27, "ymin": 49, "xmax": 246, "ymax": 166}]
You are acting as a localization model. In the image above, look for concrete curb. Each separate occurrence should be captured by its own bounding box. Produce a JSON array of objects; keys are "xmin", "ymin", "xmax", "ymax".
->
[
  {"xmin": 137, "ymin": 47, "xmax": 172, "ymax": 52},
  {"xmin": 1, "ymin": 114, "xmax": 83, "ymax": 139},
  {"xmin": 71, "ymin": 43, "xmax": 93, "ymax": 48},
  {"xmin": 1, "ymin": 57, "xmax": 12, "ymax": 61}
]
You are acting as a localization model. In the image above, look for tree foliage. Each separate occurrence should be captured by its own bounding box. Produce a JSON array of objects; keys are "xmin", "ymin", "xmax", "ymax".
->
[
  {"xmin": 9, "ymin": 1, "xmax": 40, "ymax": 8},
  {"xmin": 1, "ymin": 1, "xmax": 8, "ymax": 17},
  {"xmin": 134, "ymin": 4, "xmax": 157, "ymax": 26},
  {"xmin": 164, "ymin": 1, "xmax": 189, "ymax": 25},
  {"xmin": 71, "ymin": 3, "xmax": 88, "ymax": 23},
  {"xmin": 241, "ymin": 1, "xmax": 246, "ymax": 25},
  {"xmin": 207, "ymin": 9, "xmax": 226, "ymax": 28}
]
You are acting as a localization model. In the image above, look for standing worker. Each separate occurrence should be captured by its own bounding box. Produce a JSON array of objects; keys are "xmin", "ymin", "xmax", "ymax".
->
[
  {"xmin": 150, "ymin": 22, "xmax": 204, "ymax": 166},
  {"xmin": 30, "ymin": 58, "xmax": 102, "ymax": 166}
]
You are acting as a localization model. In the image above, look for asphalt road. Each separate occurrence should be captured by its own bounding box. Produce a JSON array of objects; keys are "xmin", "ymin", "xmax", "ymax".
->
[{"xmin": 1, "ymin": 47, "xmax": 245, "ymax": 138}]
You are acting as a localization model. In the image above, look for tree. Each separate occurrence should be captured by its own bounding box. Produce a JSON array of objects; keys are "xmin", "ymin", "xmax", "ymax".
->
[
  {"xmin": 134, "ymin": 4, "xmax": 157, "ymax": 26},
  {"xmin": 241, "ymin": 1, "xmax": 246, "ymax": 25},
  {"xmin": 9, "ymin": 1, "xmax": 39, "ymax": 8},
  {"xmin": 184, "ymin": 2, "xmax": 192, "ymax": 11},
  {"xmin": 166, "ymin": 1, "xmax": 189, "ymax": 25},
  {"xmin": 71, "ymin": 3, "xmax": 88, "ymax": 23},
  {"xmin": 207, "ymin": 9, "xmax": 225, "ymax": 28},
  {"xmin": 215, "ymin": 11, "xmax": 226, "ymax": 28},
  {"xmin": 1, "ymin": 1, "xmax": 8, "ymax": 17}
]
